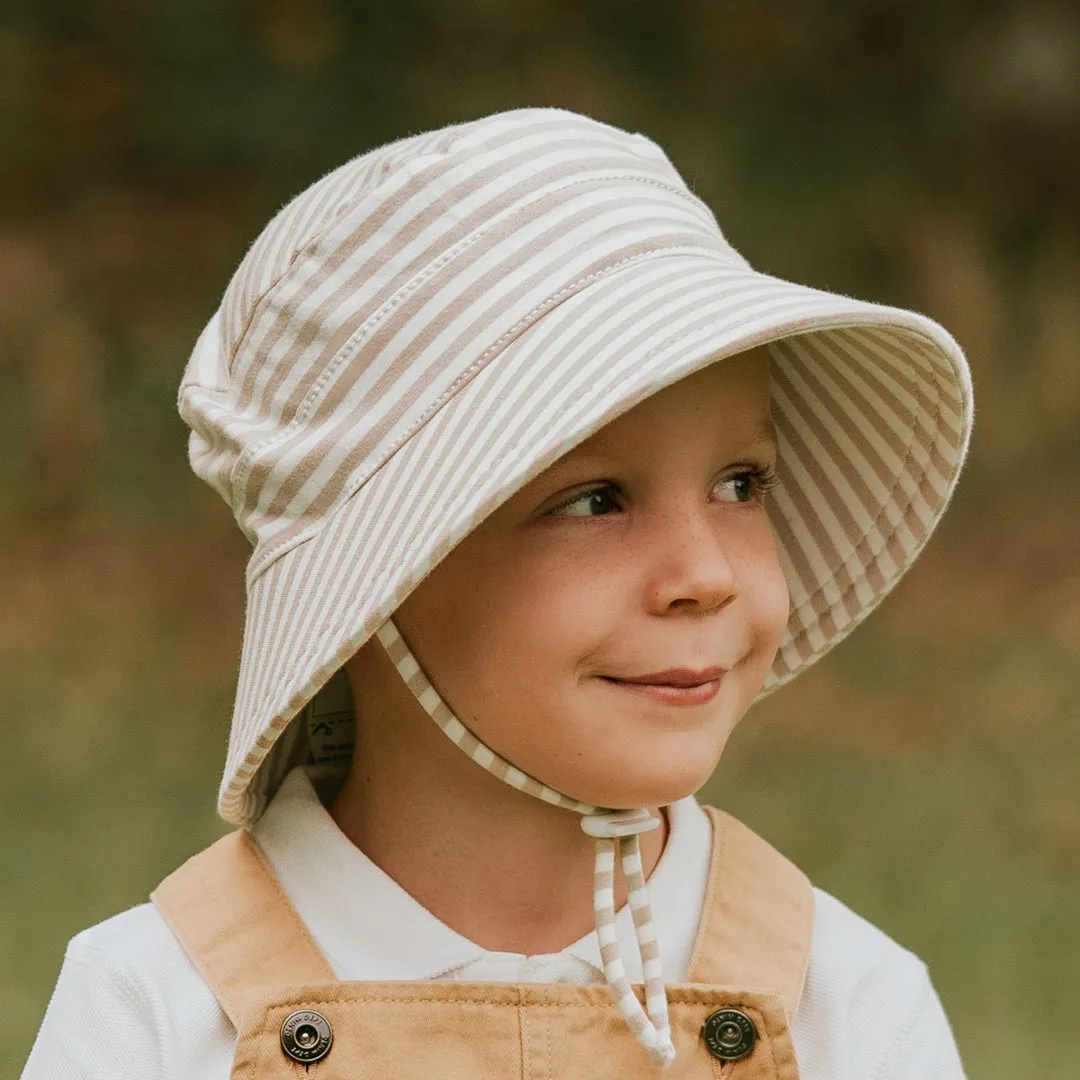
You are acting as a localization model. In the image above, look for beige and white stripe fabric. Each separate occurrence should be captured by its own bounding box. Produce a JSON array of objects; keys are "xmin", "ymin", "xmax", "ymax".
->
[
  {"xmin": 376, "ymin": 619, "xmax": 676, "ymax": 1065},
  {"xmin": 179, "ymin": 108, "xmax": 971, "ymax": 840}
]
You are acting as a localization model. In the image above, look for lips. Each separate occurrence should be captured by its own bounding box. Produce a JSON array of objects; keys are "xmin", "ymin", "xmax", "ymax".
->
[
  {"xmin": 610, "ymin": 667, "xmax": 727, "ymax": 687},
  {"xmin": 599, "ymin": 667, "xmax": 726, "ymax": 706}
]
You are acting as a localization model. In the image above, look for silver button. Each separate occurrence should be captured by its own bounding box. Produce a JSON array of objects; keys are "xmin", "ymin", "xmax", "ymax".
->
[
  {"xmin": 702, "ymin": 1008, "xmax": 757, "ymax": 1061},
  {"xmin": 280, "ymin": 1009, "xmax": 333, "ymax": 1064}
]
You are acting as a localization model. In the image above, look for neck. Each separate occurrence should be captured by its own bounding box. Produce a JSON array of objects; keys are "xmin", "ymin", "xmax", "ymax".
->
[{"xmin": 332, "ymin": 641, "xmax": 667, "ymax": 955}]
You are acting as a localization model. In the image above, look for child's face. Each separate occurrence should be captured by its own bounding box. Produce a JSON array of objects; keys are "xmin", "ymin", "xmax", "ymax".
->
[{"xmin": 390, "ymin": 348, "xmax": 788, "ymax": 808}]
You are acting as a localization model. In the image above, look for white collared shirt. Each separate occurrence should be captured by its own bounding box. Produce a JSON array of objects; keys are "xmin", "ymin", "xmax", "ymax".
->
[{"xmin": 22, "ymin": 768, "xmax": 966, "ymax": 1079}]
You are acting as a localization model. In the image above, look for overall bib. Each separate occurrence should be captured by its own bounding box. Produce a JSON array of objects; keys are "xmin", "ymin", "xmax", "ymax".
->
[{"xmin": 152, "ymin": 808, "xmax": 812, "ymax": 1079}]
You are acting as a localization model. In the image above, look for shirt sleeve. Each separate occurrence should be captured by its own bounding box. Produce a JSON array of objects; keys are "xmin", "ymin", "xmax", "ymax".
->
[
  {"xmin": 21, "ymin": 939, "xmax": 166, "ymax": 1080},
  {"xmin": 20, "ymin": 904, "xmax": 233, "ymax": 1080},
  {"xmin": 875, "ymin": 967, "xmax": 966, "ymax": 1080},
  {"xmin": 796, "ymin": 888, "xmax": 968, "ymax": 1080}
]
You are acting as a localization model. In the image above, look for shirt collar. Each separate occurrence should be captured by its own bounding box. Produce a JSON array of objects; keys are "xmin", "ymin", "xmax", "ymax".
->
[{"xmin": 254, "ymin": 766, "xmax": 711, "ymax": 983}]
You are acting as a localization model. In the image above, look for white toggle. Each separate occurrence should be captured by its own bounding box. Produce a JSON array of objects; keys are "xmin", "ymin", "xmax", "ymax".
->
[{"xmin": 580, "ymin": 808, "xmax": 660, "ymax": 838}]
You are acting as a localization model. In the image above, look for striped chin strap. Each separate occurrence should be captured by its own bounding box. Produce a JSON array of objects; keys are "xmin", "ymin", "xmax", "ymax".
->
[{"xmin": 376, "ymin": 619, "xmax": 677, "ymax": 1068}]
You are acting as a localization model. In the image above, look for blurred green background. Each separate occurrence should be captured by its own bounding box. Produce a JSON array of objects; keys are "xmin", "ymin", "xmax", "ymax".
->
[{"xmin": 2, "ymin": 2, "xmax": 1079, "ymax": 1075}]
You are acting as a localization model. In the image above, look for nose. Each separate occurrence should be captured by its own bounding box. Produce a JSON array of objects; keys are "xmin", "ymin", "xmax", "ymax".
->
[{"xmin": 641, "ymin": 501, "xmax": 738, "ymax": 616}]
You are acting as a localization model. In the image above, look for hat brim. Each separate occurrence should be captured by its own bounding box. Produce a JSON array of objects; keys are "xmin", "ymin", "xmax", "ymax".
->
[{"xmin": 221, "ymin": 250, "xmax": 971, "ymax": 824}]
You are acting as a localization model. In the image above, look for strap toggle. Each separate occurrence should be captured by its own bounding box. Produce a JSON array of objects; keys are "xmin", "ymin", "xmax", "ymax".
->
[{"xmin": 580, "ymin": 808, "xmax": 661, "ymax": 838}]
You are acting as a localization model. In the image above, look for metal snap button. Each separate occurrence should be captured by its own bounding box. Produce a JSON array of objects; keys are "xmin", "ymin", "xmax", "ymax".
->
[
  {"xmin": 280, "ymin": 1009, "xmax": 333, "ymax": 1064},
  {"xmin": 702, "ymin": 1008, "xmax": 757, "ymax": 1061}
]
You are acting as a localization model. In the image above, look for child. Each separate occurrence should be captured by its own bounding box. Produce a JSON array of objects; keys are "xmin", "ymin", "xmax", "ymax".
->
[{"xmin": 22, "ymin": 108, "xmax": 972, "ymax": 1078}]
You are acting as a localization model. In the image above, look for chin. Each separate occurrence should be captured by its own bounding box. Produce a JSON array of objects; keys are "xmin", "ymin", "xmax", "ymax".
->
[{"xmin": 560, "ymin": 760, "xmax": 720, "ymax": 811}]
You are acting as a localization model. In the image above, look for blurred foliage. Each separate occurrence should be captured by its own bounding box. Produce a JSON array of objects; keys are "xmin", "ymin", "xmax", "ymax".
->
[{"xmin": 2, "ymin": 1, "xmax": 1079, "ymax": 1076}]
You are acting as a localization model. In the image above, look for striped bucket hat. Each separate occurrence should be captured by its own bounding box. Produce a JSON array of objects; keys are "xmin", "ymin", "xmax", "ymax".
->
[
  {"xmin": 180, "ymin": 106, "xmax": 972, "ymax": 1065},
  {"xmin": 182, "ymin": 105, "xmax": 971, "ymax": 825}
]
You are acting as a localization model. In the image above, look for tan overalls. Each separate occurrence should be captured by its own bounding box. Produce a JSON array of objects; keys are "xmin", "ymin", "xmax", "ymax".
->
[{"xmin": 152, "ymin": 808, "xmax": 811, "ymax": 1079}]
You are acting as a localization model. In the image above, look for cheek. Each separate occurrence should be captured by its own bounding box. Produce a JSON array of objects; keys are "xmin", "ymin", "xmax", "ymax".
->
[
  {"xmin": 478, "ymin": 526, "xmax": 630, "ymax": 643},
  {"xmin": 469, "ymin": 560, "xmax": 630, "ymax": 708},
  {"xmin": 396, "ymin": 538, "xmax": 617, "ymax": 711},
  {"xmin": 737, "ymin": 518, "xmax": 790, "ymax": 663}
]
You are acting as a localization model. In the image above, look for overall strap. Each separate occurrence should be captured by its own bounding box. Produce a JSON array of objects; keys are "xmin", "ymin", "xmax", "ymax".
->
[
  {"xmin": 151, "ymin": 831, "xmax": 334, "ymax": 1027},
  {"xmin": 687, "ymin": 807, "xmax": 814, "ymax": 1022},
  {"xmin": 152, "ymin": 809, "xmax": 814, "ymax": 1031}
]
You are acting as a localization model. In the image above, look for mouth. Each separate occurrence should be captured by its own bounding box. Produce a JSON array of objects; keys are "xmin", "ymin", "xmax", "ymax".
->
[{"xmin": 598, "ymin": 667, "xmax": 726, "ymax": 706}]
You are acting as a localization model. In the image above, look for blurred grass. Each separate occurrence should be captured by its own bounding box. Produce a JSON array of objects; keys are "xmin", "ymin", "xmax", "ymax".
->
[
  {"xmin": 715, "ymin": 671, "xmax": 1080, "ymax": 1079},
  {"xmin": 3, "ymin": 1, "xmax": 1080, "ymax": 1075}
]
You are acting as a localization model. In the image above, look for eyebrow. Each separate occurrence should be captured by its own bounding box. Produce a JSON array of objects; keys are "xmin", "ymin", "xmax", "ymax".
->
[
  {"xmin": 746, "ymin": 419, "xmax": 779, "ymax": 452},
  {"xmin": 737, "ymin": 413, "xmax": 775, "ymax": 440},
  {"xmin": 546, "ymin": 419, "xmax": 779, "ymax": 479}
]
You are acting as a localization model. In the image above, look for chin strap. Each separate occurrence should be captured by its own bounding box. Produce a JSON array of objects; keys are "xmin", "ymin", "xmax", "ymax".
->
[{"xmin": 375, "ymin": 619, "xmax": 676, "ymax": 1068}]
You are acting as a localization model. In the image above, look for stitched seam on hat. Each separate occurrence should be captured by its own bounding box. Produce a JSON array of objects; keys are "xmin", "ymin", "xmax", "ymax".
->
[
  {"xmin": 229, "ymin": 173, "xmax": 715, "ymax": 504},
  {"xmin": 224, "ymin": 151, "xmax": 452, "ymax": 364},
  {"xmin": 784, "ymin": 327, "xmax": 952, "ymax": 649},
  {"xmin": 246, "ymin": 242, "xmax": 721, "ymax": 579},
  {"xmin": 231, "ymin": 173, "xmax": 711, "ymax": 497},
  {"xmin": 227, "ymin": 167, "xmax": 701, "ymax": 373}
]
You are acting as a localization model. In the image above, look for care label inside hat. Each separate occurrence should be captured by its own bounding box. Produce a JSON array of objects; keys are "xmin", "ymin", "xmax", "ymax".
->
[{"xmin": 305, "ymin": 670, "xmax": 356, "ymax": 768}]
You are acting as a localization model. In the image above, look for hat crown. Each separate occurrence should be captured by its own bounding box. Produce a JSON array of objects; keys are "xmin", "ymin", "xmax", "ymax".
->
[{"xmin": 178, "ymin": 109, "xmax": 748, "ymax": 580}]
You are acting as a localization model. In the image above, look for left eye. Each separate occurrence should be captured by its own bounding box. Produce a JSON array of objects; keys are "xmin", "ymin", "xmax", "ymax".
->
[
  {"xmin": 712, "ymin": 471, "xmax": 759, "ymax": 504},
  {"xmin": 550, "ymin": 486, "xmax": 622, "ymax": 517}
]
